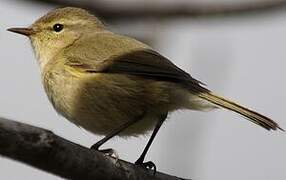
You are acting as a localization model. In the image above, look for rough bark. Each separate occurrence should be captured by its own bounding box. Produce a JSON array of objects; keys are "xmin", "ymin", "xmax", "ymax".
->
[{"xmin": 0, "ymin": 117, "xmax": 190, "ymax": 180}]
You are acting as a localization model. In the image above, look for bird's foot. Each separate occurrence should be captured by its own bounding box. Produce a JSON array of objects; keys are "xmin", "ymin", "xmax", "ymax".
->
[
  {"xmin": 135, "ymin": 159, "xmax": 156, "ymax": 175},
  {"xmin": 91, "ymin": 145, "xmax": 119, "ymax": 162}
]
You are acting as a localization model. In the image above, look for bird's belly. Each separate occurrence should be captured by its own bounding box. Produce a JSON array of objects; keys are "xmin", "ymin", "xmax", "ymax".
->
[
  {"xmin": 44, "ymin": 72, "xmax": 159, "ymax": 136},
  {"xmin": 69, "ymin": 109, "xmax": 157, "ymax": 137},
  {"xmin": 58, "ymin": 93, "xmax": 158, "ymax": 137}
]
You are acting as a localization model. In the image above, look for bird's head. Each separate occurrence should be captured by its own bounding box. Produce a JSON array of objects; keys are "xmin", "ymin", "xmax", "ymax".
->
[{"xmin": 8, "ymin": 7, "xmax": 105, "ymax": 68}]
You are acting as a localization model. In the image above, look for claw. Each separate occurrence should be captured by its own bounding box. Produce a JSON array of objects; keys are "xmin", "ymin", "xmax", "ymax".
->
[
  {"xmin": 135, "ymin": 160, "xmax": 157, "ymax": 175},
  {"xmin": 91, "ymin": 145, "xmax": 119, "ymax": 162},
  {"xmin": 100, "ymin": 148, "xmax": 119, "ymax": 159}
]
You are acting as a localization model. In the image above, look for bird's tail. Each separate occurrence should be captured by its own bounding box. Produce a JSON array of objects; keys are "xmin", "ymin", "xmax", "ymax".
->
[{"xmin": 197, "ymin": 91, "xmax": 283, "ymax": 131}]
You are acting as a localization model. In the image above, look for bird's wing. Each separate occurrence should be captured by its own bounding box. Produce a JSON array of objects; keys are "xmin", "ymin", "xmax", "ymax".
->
[
  {"xmin": 66, "ymin": 49, "xmax": 208, "ymax": 90},
  {"xmin": 64, "ymin": 33, "xmax": 208, "ymax": 92}
]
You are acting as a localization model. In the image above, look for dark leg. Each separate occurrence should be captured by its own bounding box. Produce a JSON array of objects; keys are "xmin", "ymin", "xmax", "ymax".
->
[
  {"xmin": 135, "ymin": 113, "xmax": 167, "ymax": 172},
  {"xmin": 91, "ymin": 113, "xmax": 145, "ymax": 150}
]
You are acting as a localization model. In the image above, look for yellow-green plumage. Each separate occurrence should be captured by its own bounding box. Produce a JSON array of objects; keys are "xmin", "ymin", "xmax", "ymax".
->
[
  {"xmin": 42, "ymin": 32, "xmax": 210, "ymax": 136},
  {"xmin": 9, "ymin": 7, "xmax": 282, "ymax": 138}
]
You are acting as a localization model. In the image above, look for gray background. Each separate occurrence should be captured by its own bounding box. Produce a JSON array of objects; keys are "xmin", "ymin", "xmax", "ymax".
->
[{"xmin": 0, "ymin": 0, "xmax": 286, "ymax": 179}]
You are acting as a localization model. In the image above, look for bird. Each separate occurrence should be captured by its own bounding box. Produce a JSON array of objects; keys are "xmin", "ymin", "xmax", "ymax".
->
[{"xmin": 8, "ymin": 7, "xmax": 283, "ymax": 171}]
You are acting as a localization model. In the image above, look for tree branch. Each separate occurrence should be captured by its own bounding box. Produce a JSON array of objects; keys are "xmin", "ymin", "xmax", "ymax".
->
[
  {"xmin": 14, "ymin": 0, "xmax": 286, "ymax": 20},
  {"xmin": 0, "ymin": 117, "xmax": 190, "ymax": 180}
]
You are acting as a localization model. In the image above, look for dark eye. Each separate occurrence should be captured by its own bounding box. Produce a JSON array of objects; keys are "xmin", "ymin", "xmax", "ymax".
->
[{"xmin": 53, "ymin": 24, "xmax": 64, "ymax": 32}]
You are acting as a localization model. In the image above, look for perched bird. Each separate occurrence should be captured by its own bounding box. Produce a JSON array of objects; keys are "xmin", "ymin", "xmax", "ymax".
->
[{"xmin": 8, "ymin": 7, "xmax": 283, "ymax": 170}]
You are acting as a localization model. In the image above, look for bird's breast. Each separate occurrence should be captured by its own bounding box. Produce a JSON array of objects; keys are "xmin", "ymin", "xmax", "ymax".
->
[{"xmin": 42, "ymin": 67, "xmax": 162, "ymax": 136}]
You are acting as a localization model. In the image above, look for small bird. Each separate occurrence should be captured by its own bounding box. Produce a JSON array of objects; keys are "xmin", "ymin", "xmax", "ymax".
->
[{"xmin": 8, "ymin": 7, "xmax": 283, "ymax": 170}]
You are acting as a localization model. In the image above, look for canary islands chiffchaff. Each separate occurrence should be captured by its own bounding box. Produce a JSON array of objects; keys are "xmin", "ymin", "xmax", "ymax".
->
[{"xmin": 8, "ymin": 7, "xmax": 283, "ymax": 168}]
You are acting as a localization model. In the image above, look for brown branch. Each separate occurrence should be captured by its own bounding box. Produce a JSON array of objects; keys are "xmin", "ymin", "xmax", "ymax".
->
[
  {"xmin": 0, "ymin": 117, "xmax": 189, "ymax": 180},
  {"xmin": 14, "ymin": 0, "xmax": 286, "ymax": 20}
]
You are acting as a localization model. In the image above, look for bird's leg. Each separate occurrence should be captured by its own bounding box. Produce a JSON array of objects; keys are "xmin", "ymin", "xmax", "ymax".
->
[
  {"xmin": 135, "ymin": 113, "xmax": 167, "ymax": 174},
  {"xmin": 91, "ymin": 113, "xmax": 145, "ymax": 159}
]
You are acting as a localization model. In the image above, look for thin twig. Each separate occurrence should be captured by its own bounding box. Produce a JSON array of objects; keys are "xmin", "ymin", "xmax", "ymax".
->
[{"xmin": 14, "ymin": 0, "xmax": 286, "ymax": 20}]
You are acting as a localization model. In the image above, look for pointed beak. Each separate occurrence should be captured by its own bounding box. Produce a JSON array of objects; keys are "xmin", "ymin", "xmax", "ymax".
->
[{"xmin": 7, "ymin": 27, "xmax": 35, "ymax": 36}]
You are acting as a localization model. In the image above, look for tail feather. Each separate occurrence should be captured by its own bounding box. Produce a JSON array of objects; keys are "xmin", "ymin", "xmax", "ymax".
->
[{"xmin": 198, "ymin": 91, "xmax": 284, "ymax": 131}]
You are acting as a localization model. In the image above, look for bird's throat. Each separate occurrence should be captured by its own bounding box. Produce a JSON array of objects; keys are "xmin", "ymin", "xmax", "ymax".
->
[{"xmin": 31, "ymin": 39, "xmax": 60, "ymax": 71}]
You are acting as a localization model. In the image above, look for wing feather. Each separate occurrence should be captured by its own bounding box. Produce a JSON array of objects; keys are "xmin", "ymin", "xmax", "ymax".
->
[{"xmin": 64, "ymin": 33, "xmax": 208, "ymax": 93}]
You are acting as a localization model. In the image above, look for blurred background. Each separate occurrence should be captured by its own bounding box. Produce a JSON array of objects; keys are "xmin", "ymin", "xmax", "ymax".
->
[{"xmin": 1, "ymin": 0, "xmax": 286, "ymax": 179}]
